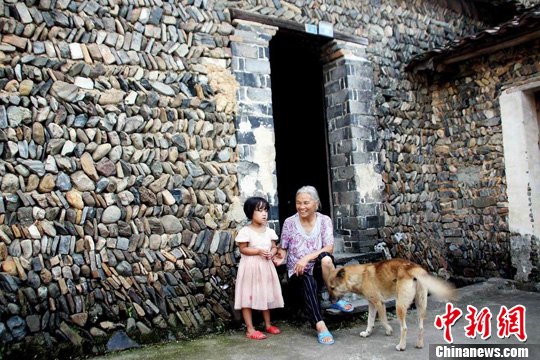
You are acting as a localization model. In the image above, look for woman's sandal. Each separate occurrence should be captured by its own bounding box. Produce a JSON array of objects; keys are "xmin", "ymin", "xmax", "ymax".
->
[
  {"xmin": 329, "ymin": 299, "xmax": 354, "ymax": 313},
  {"xmin": 317, "ymin": 330, "xmax": 335, "ymax": 345},
  {"xmin": 266, "ymin": 325, "xmax": 281, "ymax": 334},
  {"xmin": 246, "ymin": 330, "xmax": 267, "ymax": 340}
]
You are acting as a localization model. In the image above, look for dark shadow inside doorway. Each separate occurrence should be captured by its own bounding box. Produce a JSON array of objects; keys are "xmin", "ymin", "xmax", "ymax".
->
[{"xmin": 269, "ymin": 30, "xmax": 333, "ymax": 226}]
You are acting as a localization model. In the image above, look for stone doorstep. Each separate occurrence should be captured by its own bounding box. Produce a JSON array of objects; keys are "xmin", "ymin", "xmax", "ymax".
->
[
  {"xmin": 333, "ymin": 251, "xmax": 384, "ymax": 266},
  {"xmin": 322, "ymin": 294, "xmax": 396, "ymax": 316},
  {"xmin": 332, "ymin": 234, "xmax": 385, "ymax": 266}
]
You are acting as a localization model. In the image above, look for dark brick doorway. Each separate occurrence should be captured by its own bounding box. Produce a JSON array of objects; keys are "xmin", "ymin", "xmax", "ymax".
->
[
  {"xmin": 269, "ymin": 30, "xmax": 333, "ymax": 226},
  {"xmin": 231, "ymin": 15, "xmax": 380, "ymax": 252}
]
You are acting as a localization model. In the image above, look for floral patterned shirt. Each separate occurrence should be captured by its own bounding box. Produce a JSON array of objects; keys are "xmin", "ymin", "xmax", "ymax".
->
[{"xmin": 280, "ymin": 212, "xmax": 334, "ymax": 277}]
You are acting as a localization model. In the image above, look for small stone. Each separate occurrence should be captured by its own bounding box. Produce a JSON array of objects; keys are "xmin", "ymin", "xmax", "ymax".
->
[
  {"xmin": 66, "ymin": 190, "xmax": 84, "ymax": 209},
  {"xmin": 69, "ymin": 43, "xmax": 84, "ymax": 60},
  {"xmin": 32, "ymin": 122, "xmax": 45, "ymax": 145},
  {"xmin": 70, "ymin": 313, "xmax": 88, "ymax": 327},
  {"xmin": 92, "ymin": 144, "xmax": 112, "ymax": 161},
  {"xmin": 56, "ymin": 172, "xmax": 72, "ymax": 191},
  {"xmin": 136, "ymin": 321, "xmax": 152, "ymax": 335},
  {"xmin": 106, "ymin": 330, "xmax": 140, "ymax": 352},
  {"xmin": 59, "ymin": 322, "xmax": 82, "ymax": 346},
  {"xmin": 1, "ymin": 173, "xmax": 19, "ymax": 193},
  {"xmin": 51, "ymin": 81, "xmax": 79, "ymax": 102},
  {"xmin": 162, "ymin": 215, "xmax": 182, "ymax": 234},
  {"xmin": 26, "ymin": 315, "xmax": 41, "ymax": 333},
  {"xmin": 102, "ymin": 206, "xmax": 121, "ymax": 223},
  {"xmin": 74, "ymin": 76, "xmax": 94, "ymax": 90},
  {"xmin": 19, "ymin": 79, "xmax": 34, "ymax": 96},
  {"xmin": 90, "ymin": 327, "xmax": 107, "ymax": 337},
  {"xmin": 151, "ymin": 81, "xmax": 175, "ymax": 96},
  {"xmin": 7, "ymin": 316, "xmax": 26, "ymax": 340},
  {"xmin": 40, "ymin": 268, "xmax": 52, "ymax": 284},
  {"xmin": 38, "ymin": 174, "xmax": 56, "ymax": 193},
  {"xmin": 15, "ymin": 3, "xmax": 33, "ymax": 24},
  {"xmin": 71, "ymin": 171, "xmax": 95, "ymax": 191},
  {"xmin": 2, "ymin": 257, "xmax": 18, "ymax": 276}
]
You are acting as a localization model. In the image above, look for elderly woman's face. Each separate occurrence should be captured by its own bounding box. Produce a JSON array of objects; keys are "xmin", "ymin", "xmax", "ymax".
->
[{"xmin": 295, "ymin": 193, "xmax": 318, "ymax": 219}]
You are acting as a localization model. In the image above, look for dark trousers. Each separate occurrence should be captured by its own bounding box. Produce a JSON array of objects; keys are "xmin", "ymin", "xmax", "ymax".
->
[{"xmin": 290, "ymin": 252, "xmax": 334, "ymax": 328}]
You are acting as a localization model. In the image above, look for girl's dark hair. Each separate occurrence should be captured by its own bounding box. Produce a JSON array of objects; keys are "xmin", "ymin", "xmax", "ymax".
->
[{"xmin": 243, "ymin": 197, "xmax": 270, "ymax": 220}]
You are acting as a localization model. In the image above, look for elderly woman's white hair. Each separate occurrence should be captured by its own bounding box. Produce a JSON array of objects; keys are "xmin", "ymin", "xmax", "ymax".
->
[{"xmin": 296, "ymin": 185, "xmax": 321, "ymax": 209}]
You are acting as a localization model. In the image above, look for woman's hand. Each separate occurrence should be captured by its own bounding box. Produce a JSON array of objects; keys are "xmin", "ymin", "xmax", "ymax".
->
[
  {"xmin": 294, "ymin": 255, "xmax": 310, "ymax": 276},
  {"xmin": 272, "ymin": 248, "xmax": 286, "ymax": 266}
]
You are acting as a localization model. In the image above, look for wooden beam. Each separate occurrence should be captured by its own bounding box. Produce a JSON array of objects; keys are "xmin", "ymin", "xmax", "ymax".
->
[
  {"xmin": 229, "ymin": 8, "xmax": 368, "ymax": 46},
  {"xmin": 441, "ymin": 29, "xmax": 540, "ymax": 65}
]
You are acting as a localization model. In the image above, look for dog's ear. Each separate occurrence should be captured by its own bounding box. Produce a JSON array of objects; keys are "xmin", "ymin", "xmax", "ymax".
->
[{"xmin": 336, "ymin": 268, "xmax": 345, "ymax": 278}]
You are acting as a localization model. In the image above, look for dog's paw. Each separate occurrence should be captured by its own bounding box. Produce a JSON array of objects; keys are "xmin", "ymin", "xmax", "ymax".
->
[
  {"xmin": 395, "ymin": 344, "xmax": 406, "ymax": 351},
  {"xmin": 385, "ymin": 327, "xmax": 393, "ymax": 336},
  {"xmin": 415, "ymin": 342, "xmax": 424, "ymax": 349},
  {"xmin": 360, "ymin": 331, "xmax": 371, "ymax": 338}
]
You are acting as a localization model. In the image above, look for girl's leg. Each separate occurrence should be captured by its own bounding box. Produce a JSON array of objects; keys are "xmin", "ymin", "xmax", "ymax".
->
[
  {"xmin": 262, "ymin": 309, "xmax": 281, "ymax": 334},
  {"xmin": 262, "ymin": 309, "xmax": 271, "ymax": 329},
  {"xmin": 242, "ymin": 308, "xmax": 256, "ymax": 335},
  {"xmin": 242, "ymin": 308, "xmax": 267, "ymax": 339}
]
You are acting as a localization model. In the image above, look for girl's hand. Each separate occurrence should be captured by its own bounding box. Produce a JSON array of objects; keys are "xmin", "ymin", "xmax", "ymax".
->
[{"xmin": 260, "ymin": 249, "xmax": 272, "ymax": 260}]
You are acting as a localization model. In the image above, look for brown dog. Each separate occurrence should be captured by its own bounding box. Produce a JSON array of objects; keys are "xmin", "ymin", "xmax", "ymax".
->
[{"xmin": 328, "ymin": 258, "xmax": 455, "ymax": 351}]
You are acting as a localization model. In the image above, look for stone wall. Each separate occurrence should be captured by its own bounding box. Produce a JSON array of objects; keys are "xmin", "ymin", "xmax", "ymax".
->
[
  {"xmin": 0, "ymin": 0, "xmax": 243, "ymax": 356},
  {"xmin": 0, "ymin": 0, "xmax": 524, "ymax": 356},
  {"xmin": 409, "ymin": 39, "xmax": 540, "ymax": 282}
]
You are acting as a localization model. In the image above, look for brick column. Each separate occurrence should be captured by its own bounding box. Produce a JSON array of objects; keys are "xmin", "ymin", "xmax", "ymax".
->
[
  {"xmin": 322, "ymin": 40, "xmax": 383, "ymax": 253},
  {"xmin": 230, "ymin": 20, "xmax": 279, "ymax": 230}
]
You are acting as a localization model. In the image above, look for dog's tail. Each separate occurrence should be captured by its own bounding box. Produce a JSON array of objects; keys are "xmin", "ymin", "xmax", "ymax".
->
[{"xmin": 414, "ymin": 269, "xmax": 457, "ymax": 301}]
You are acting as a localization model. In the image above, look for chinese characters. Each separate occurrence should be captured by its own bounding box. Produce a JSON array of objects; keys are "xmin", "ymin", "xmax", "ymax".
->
[{"xmin": 434, "ymin": 303, "xmax": 527, "ymax": 343}]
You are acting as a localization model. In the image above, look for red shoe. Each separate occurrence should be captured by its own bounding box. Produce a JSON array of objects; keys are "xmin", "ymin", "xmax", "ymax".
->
[
  {"xmin": 266, "ymin": 325, "xmax": 281, "ymax": 335},
  {"xmin": 246, "ymin": 330, "xmax": 267, "ymax": 340}
]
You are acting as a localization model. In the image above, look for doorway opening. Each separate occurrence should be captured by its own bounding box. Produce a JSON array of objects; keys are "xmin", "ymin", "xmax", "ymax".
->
[{"xmin": 269, "ymin": 30, "xmax": 333, "ymax": 226}]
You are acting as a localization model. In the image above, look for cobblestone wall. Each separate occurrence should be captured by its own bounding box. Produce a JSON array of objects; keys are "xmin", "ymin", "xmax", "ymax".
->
[{"xmin": 0, "ymin": 0, "xmax": 242, "ymax": 356}]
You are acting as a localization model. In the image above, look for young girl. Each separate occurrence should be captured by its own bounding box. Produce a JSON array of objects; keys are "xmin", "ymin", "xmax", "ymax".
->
[{"xmin": 234, "ymin": 197, "xmax": 284, "ymax": 340}]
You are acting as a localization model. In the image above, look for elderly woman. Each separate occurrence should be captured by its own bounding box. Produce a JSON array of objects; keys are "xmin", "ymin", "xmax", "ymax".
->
[{"xmin": 274, "ymin": 186, "xmax": 353, "ymax": 345}]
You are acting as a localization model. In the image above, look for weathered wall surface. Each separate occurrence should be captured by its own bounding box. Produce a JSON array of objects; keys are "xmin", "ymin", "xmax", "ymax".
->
[
  {"xmin": 0, "ymin": 0, "xmax": 242, "ymax": 356},
  {"xmin": 415, "ymin": 40, "xmax": 540, "ymax": 282},
  {"xmin": 0, "ymin": 0, "xmax": 529, "ymax": 356}
]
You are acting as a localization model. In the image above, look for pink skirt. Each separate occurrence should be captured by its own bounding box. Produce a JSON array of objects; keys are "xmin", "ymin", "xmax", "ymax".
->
[{"xmin": 234, "ymin": 255, "xmax": 284, "ymax": 310}]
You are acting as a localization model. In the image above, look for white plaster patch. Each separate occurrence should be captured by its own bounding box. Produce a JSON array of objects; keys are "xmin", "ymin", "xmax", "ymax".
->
[
  {"xmin": 252, "ymin": 126, "xmax": 277, "ymax": 198},
  {"xmin": 500, "ymin": 90, "xmax": 540, "ymax": 238},
  {"xmin": 239, "ymin": 172, "xmax": 258, "ymax": 197},
  {"xmin": 354, "ymin": 163, "xmax": 383, "ymax": 201},
  {"xmin": 236, "ymin": 125, "xmax": 277, "ymax": 204},
  {"xmin": 207, "ymin": 64, "xmax": 239, "ymax": 114},
  {"xmin": 200, "ymin": 57, "xmax": 227, "ymax": 69},
  {"xmin": 238, "ymin": 121, "xmax": 251, "ymax": 133}
]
